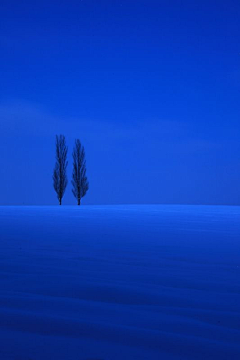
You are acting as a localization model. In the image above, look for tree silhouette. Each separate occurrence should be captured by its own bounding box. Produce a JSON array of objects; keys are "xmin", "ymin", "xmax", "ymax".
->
[
  {"xmin": 72, "ymin": 139, "xmax": 89, "ymax": 205},
  {"xmin": 53, "ymin": 135, "xmax": 68, "ymax": 205}
]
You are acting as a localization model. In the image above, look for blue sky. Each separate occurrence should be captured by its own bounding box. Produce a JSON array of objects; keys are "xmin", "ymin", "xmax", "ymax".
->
[{"xmin": 0, "ymin": 0, "xmax": 239, "ymax": 205}]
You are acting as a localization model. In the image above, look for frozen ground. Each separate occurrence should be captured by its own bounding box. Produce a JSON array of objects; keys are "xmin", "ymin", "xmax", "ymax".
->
[{"xmin": 0, "ymin": 205, "xmax": 240, "ymax": 360}]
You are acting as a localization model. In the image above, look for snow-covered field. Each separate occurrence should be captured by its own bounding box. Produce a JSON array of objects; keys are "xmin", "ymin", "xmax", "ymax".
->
[{"xmin": 0, "ymin": 205, "xmax": 239, "ymax": 360}]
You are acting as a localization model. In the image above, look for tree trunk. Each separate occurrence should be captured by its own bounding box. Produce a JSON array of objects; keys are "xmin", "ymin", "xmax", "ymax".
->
[
  {"xmin": 59, "ymin": 198, "xmax": 62, "ymax": 205},
  {"xmin": 78, "ymin": 198, "xmax": 81, "ymax": 206}
]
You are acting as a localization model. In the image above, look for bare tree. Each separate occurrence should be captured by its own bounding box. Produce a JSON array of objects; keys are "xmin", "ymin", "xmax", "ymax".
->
[
  {"xmin": 72, "ymin": 139, "xmax": 89, "ymax": 205},
  {"xmin": 53, "ymin": 135, "xmax": 68, "ymax": 205}
]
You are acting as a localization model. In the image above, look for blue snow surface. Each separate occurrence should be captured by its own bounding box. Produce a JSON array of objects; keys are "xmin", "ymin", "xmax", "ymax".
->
[{"xmin": 0, "ymin": 205, "xmax": 240, "ymax": 360}]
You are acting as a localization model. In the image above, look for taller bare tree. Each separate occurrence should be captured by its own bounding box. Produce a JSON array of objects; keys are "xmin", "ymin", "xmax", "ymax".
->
[
  {"xmin": 72, "ymin": 139, "xmax": 89, "ymax": 205},
  {"xmin": 53, "ymin": 135, "xmax": 68, "ymax": 205}
]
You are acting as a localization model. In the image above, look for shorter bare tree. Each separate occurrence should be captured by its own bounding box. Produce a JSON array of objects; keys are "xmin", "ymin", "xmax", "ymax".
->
[
  {"xmin": 53, "ymin": 135, "xmax": 68, "ymax": 205},
  {"xmin": 72, "ymin": 139, "xmax": 89, "ymax": 205}
]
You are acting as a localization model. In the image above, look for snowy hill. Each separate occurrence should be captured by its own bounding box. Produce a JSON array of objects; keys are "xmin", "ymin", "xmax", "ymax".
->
[{"xmin": 0, "ymin": 205, "xmax": 240, "ymax": 359}]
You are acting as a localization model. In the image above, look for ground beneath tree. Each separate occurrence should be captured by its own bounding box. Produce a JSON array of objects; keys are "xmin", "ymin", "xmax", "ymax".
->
[{"xmin": 0, "ymin": 205, "xmax": 239, "ymax": 359}]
